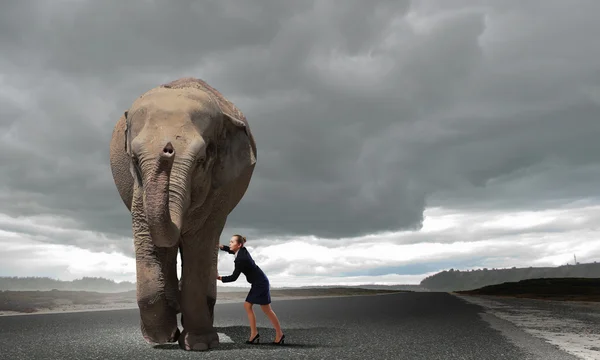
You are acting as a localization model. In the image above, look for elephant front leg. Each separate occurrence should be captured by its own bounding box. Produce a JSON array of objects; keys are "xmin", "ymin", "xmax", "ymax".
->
[
  {"xmin": 178, "ymin": 223, "xmax": 223, "ymax": 351},
  {"xmin": 132, "ymin": 192, "xmax": 180, "ymax": 344}
]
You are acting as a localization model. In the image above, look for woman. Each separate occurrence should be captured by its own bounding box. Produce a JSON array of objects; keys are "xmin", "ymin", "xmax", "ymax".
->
[{"xmin": 217, "ymin": 234, "xmax": 285, "ymax": 345}]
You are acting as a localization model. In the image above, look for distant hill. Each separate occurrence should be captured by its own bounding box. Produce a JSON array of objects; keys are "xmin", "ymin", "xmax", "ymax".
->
[
  {"xmin": 0, "ymin": 276, "xmax": 427, "ymax": 293},
  {"xmin": 420, "ymin": 262, "xmax": 600, "ymax": 292},
  {"xmin": 0, "ymin": 276, "xmax": 251, "ymax": 293},
  {"xmin": 6, "ymin": 261, "xmax": 597, "ymax": 294}
]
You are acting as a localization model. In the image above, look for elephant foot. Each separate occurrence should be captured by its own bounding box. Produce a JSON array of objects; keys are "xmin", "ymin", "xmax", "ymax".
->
[
  {"xmin": 141, "ymin": 325, "xmax": 181, "ymax": 345},
  {"xmin": 178, "ymin": 329, "xmax": 219, "ymax": 351}
]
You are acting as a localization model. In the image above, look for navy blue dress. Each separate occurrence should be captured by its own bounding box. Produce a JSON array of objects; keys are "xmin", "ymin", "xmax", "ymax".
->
[{"xmin": 220, "ymin": 246, "xmax": 271, "ymax": 305}]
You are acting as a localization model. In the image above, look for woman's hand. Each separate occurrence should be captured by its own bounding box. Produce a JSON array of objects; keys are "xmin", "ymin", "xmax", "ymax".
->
[{"xmin": 217, "ymin": 275, "xmax": 222, "ymax": 281}]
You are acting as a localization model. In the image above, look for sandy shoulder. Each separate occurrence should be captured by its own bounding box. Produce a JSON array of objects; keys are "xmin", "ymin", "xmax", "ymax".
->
[{"xmin": 454, "ymin": 294, "xmax": 600, "ymax": 360}]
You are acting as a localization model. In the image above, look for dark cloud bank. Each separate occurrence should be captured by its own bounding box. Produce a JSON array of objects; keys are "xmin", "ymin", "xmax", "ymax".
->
[{"xmin": 1, "ymin": 0, "xmax": 599, "ymax": 254}]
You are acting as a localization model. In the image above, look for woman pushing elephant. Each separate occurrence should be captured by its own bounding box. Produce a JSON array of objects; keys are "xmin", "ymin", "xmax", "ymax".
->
[{"xmin": 218, "ymin": 235, "xmax": 285, "ymax": 345}]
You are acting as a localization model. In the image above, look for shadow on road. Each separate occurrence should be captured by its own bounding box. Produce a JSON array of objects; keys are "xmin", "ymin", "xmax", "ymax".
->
[{"xmin": 152, "ymin": 325, "xmax": 342, "ymax": 351}]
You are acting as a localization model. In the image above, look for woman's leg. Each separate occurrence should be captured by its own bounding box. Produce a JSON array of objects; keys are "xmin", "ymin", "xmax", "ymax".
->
[
  {"xmin": 260, "ymin": 304, "xmax": 283, "ymax": 340},
  {"xmin": 244, "ymin": 301, "xmax": 258, "ymax": 340}
]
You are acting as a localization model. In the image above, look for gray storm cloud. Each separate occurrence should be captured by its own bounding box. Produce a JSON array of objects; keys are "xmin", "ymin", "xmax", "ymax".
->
[{"xmin": 1, "ymin": 0, "xmax": 599, "ymax": 254}]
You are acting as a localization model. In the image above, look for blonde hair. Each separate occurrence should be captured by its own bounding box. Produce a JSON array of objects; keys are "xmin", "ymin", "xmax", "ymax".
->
[{"xmin": 233, "ymin": 234, "xmax": 246, "ymax": 246}]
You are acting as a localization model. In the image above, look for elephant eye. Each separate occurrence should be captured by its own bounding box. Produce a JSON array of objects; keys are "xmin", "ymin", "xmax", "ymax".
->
[{"xmin": 197, "ymin": 143, "xmax": 215, "ymax": 168}]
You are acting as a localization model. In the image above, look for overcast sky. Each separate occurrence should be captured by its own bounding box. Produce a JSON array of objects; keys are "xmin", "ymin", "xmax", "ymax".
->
[{"xmin": 1, "ymin": 0, "xmax": 599, "ymax": 287}]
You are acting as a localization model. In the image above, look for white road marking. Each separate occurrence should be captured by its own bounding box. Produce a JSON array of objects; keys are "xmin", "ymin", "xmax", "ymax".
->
[{"xmin": 218, "ymin": 333, "xmax": 234, "ymax": 343}]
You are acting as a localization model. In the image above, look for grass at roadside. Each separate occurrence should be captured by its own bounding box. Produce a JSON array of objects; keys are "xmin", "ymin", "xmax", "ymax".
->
[
  {"xmin": 0, "ymin": 290, "xmax": 138, "ymax": 313},
  {"xmin": 454, "ymin": 277, "xmax": 600, "ymax": 302},
  {"xmin": 0, "ymin": 287, "xmax": 406, "ymax": 314}
]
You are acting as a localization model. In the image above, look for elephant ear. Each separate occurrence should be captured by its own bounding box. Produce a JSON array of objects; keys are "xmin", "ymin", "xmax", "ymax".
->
[
  {"xmin": 123, "ymin": 111, "xmax": 130, "ymax": 154},
  {"xmin": 123, "ymin": 109, "xmax": 143, "ymax": 187},
  {"xmin": 212, "ymin": 112, "xmax": 256, "ymax": 189}
]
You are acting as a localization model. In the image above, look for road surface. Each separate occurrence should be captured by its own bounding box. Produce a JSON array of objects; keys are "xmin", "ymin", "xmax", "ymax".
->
[{"xmin": 0, "ymin": 292, "xmax": 591, "ymax": 359}]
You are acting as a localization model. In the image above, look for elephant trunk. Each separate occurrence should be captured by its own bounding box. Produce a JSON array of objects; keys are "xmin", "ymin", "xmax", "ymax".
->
[{"xmin": 144, "ymin": 142, "xmax": 183, "ymax": 248}]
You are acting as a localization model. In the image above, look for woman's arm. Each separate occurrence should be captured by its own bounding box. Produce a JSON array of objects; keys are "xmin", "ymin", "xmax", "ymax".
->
[
  {"xmin": 219, "ymin": 245, "xmax": 235, "ymax": 255},
  {"xmin": 220, "ymin": 261, "xmax": 242, "ymax": 283}
]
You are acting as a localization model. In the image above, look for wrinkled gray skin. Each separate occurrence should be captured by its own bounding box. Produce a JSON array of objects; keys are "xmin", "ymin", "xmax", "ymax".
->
[{"xmin": 109, "ymin": 78, "xmax": 256, "ymax": 351}]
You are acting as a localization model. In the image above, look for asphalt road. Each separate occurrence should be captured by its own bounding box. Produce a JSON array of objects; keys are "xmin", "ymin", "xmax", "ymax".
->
[{"xmin": 0, "ymin": 292, "xmax": 581, "ymax": 360}]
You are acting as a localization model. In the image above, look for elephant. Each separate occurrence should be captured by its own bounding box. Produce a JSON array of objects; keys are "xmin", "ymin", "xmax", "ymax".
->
[{"xmin": 109, "ymin": 77, "xmax": 257, "ymax": 351}]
